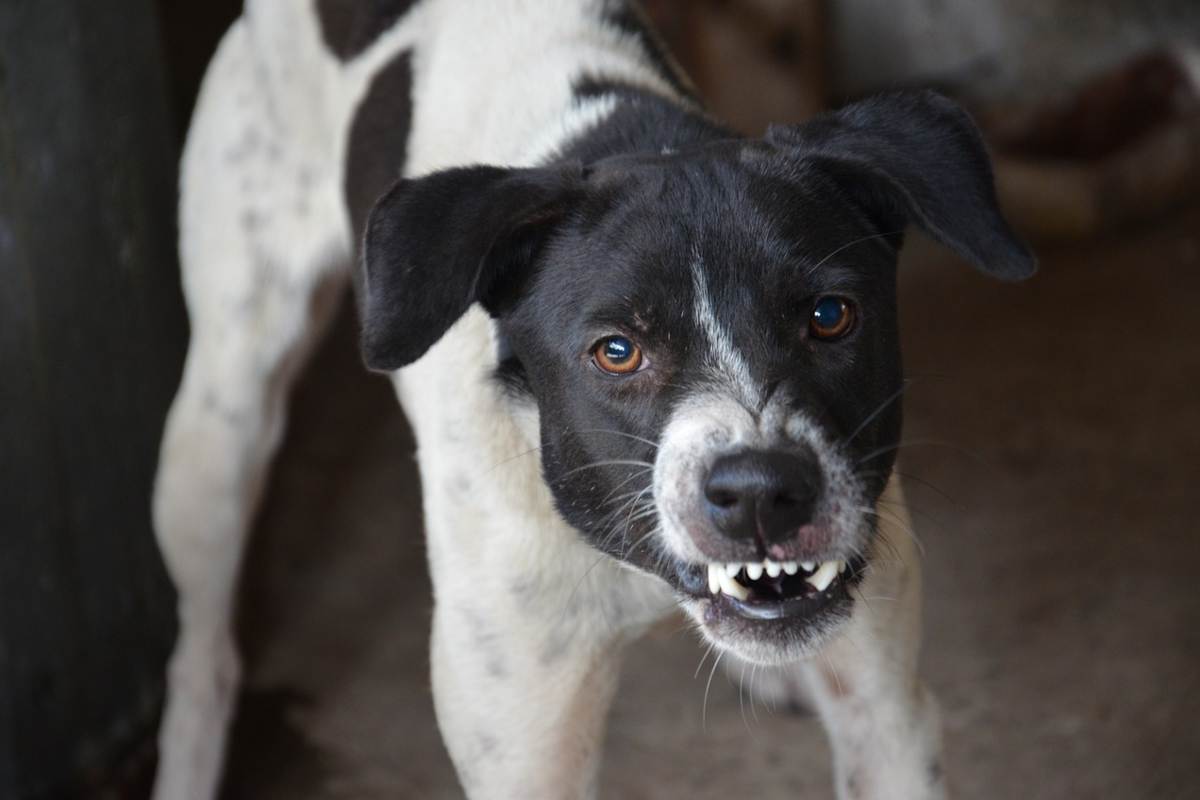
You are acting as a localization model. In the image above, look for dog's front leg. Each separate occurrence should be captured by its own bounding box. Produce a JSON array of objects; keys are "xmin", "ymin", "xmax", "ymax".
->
[
  {"xmin": 425, "ymin": 514, "xmax": 668, "ymax": 800},
  {"xmin": 803, "ymin": 488, "xmax": 946, "ymax": 800},
  {"xmin": 430, "ymin": 605, "xmax": 620, "ymax": 800}
]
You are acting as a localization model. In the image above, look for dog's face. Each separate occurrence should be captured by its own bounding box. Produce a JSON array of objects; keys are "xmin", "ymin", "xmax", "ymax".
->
[{"xmin": 359, "ymin": 92, "xmax": 1034, "ymax": 664}]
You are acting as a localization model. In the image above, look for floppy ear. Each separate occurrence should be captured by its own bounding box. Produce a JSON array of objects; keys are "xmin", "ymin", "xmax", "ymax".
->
[
  {"xmin": 766, "ymin": 90, "xmax": 1036, "ymax": 280},
  {"xmin": 357, "ymin": 164, "xmax": 582, "ymax": 371}
]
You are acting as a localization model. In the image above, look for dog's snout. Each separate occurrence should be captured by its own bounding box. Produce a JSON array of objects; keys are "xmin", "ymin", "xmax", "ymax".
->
[{"xmin": 703, "ymin": 449, "xmax": 822, "ymax": 543}]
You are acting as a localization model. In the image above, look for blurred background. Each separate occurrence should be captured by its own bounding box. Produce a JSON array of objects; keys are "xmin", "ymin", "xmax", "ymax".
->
[{"xmin": 1, "ymin": 0, "xmax": 1198, "ymax": 797}]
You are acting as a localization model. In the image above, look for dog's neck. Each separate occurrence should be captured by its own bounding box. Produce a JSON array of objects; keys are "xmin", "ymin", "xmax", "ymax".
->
[{"xmin": 553, "ymin": 81, "xmax": 733, "ymax": 166}]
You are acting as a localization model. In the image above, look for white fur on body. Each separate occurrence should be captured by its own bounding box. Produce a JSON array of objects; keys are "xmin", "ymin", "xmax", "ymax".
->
[{"xmin": 152, "ymin": 1, "xmax": 942, "ymax": 798}]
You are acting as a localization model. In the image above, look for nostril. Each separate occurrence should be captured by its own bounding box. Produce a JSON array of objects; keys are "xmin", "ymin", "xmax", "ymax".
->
[
  {"xmin": 706, "ymin": 489, "xmax": 740, "ymax": 509},
  {"xmin": 772, "ymin": 491, "xmax": 798, "ymax": 508}
]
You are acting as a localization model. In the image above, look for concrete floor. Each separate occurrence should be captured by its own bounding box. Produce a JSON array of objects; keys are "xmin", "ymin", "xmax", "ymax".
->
[{"xmin": 221, "ymin": 205, "xmax": 1200, "ymax": 799}]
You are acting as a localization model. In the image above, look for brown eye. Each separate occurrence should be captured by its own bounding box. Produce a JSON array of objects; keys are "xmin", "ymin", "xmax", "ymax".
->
[
  {"xmin": 592, "ymin": 335, "xmax": 643, "ymax": 375},
  {"xmin": 809, "ymin": 296, "xmax": 856, "ymax": 340}
]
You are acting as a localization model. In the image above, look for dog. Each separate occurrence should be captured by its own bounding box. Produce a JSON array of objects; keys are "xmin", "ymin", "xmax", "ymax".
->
[{"xmin": 151, "ymin": 1, "xmax": 1035, "ymax": 797}]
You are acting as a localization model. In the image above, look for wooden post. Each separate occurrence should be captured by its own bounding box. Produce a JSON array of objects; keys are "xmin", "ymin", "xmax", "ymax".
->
[{"xmin": 0, "ymin": 0, "xmax": 187, "ymax": 795}]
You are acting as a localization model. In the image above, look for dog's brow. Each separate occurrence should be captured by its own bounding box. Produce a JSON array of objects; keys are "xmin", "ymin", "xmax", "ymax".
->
[{"xmin": 690, "ymin": 247, "xmax": 761, "ymax": 408}]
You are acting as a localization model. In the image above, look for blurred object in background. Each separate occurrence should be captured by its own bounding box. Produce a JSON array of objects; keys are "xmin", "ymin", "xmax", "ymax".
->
[
  {"xmin": 644, "ymin": 0, "xmax": 827, "ymax": 131},
  {"xmin": 985, "ymin": 47, "xmax": 1200, "ymax": 242},
  {"xmin": 0, "ymin": 1, "xmax": 186, "ymax": 797},
  {"xmin": 647, "ymin": 0, "xmax": 1200, "ymax": 243},
  {"xmin": 827, "ymin": 0, "xmax": 1200, "ymax": 102}
]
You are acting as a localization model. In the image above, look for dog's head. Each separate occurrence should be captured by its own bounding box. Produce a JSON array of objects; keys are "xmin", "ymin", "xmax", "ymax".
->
[{"xmin": 358, "ymin": 92, "xmax": 1034, "ymax": 663}]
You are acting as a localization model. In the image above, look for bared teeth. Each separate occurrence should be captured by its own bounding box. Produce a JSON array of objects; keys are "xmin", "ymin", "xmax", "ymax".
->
[
  {"xmin": 708, "ymin": 558, "xmax": 850, "ymax": 601},
  {"xmin": 805, "ymin": 560, "xmax": 842, "ymax": 592},
  {"xmin": 706, "ymin": 563, "xmax": 749, "ymax": 599},
  {"xmin": 718, "ymin": 570, "xmax": 749, "ymax": 600}
]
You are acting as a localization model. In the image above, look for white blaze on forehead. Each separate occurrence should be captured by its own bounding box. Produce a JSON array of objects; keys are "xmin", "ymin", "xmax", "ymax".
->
[{"xmin": 690, "ymin": 249, "xmax": 761, "ymax": 407}]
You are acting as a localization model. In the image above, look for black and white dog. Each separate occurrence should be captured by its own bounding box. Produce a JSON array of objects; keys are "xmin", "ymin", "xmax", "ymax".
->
[{"xmin": 152, "ymin": 1, "xmax": 1034, "ymax": 797}]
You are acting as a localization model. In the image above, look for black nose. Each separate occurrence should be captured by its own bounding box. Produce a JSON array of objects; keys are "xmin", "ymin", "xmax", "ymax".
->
[{"xmin": 703, "ymin": 449, "xmax": 823, "ymax": 543}]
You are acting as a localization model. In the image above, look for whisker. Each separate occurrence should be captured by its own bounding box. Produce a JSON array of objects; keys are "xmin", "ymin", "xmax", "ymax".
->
[
  {"xmin": 702, "ymin": 649, "xmax": 726, "ymax": 731},
  {"xmin": 874, "ymin": 506, "xmax": 927, "ymax": 558},
  {"xmin": 889, "ymin": 469, "xmax": 960, "ymax": 508},
  {"xmin": 749, "ymin": 663, "xmax": 761, "ymax": 724},
  {"xmin": 739, "ymin": 660, "xmax": 750, "ymax": 733},
  {"xmin": 483, "ymin": 444, "xmax": 542, "ymax": 474},
  {"xmin": 807, "ymin": 229, "xmax": 906, "ymax": 275},
  {"xmin": 694, "ymin": 642, "xmax": 716, "ymax": 680},
  {"xmin": 559, "ymin": 460, "xmax": 654, "ymax": 478},
  {"xmin": 855, "ymin": 438, "xmax": 980, "ymax": 467},
  {"xmin": 574, "ymin": 428, "xmax": 660, "ymax": 450},
  {"xmin": 844, "ymin": 380, "xmax": 910, "ymax": 445}
]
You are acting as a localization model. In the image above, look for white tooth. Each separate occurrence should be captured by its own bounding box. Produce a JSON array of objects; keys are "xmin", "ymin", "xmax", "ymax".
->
[
  {"xmin": 800, "ymin": 561, "xmax": 815, "ymax": 572},
  {"xmin": 708, "ymin": 564, "xmax": 721, "ymax": 594},
  {"xmin": 725, "ymin": 562, "xmax": 741, "ymax": 578},
  {"xmin": 806, "ymin": 560, "xmax": 840, "ymax": 592},
  {"xmin": 745, "ymin": 562, "xmax": 764, "ymax": 581},
  {"xmin": 838, "ymin": 560, "xmax": 847, "ymax": 574},
  {"xmin": 765, "ymin": 560, "xmax": 782, "ymax": 578},
  {"xmin": 782, "ymin": 561, "xmax": 799, "ymax": 575},
  {"xmin": 719, "ymin": 571, "xmax": 751, "ymax": 600}
]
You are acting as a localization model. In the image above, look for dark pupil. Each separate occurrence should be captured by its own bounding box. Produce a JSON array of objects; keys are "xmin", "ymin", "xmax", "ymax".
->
[
  {"xmin": 604, "ymin": 337, "xmax": 632, "ymax": 362},
  {"xmin": 813, "ymin": 298, "xmax": 844, "ymax": 328}
]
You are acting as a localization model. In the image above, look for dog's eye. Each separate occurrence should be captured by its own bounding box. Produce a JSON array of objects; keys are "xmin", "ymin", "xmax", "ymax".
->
[
  {"xmin": 592, "ymin": 336, "xmax": 644, "ymax": 375},
  {"xmin": 809, "ymin": 296, "xmax": 856, "ymax": 340}
]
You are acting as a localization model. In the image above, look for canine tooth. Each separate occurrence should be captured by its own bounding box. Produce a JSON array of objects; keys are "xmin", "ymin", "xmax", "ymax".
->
[
  {"xmin": 708, "ymin": 564, "xmax": 721, "ymax": 594},
  {"xmin": 765, "ymin": 560, "xmax": 782, "ymax": 578},
  {"xmin": 718, "ymin": 571, "xmax": 750, "ymax": 600},
  {"xmin": 746, "ymin": 562, "xmax": 764, "ymax": 581},
  {"xmin": 838, "ymin": 560, "xmax": 847, "ymax": 574},
  {"xmin": 806, "ymin": 560, "xmax": 840, "ymax": 592},
  {"xmin": 800, "ymin": 561, "xmax": 815, "ymax": 572},
  {"xmin": 782, "ymin": 561, "xmax": 799, "ymax": 575},
  {"xmin": 725, "ymin": 562, "xmax": 741, "ymax": 578}
]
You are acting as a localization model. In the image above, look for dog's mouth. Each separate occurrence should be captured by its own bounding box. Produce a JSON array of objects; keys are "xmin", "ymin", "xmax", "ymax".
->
[{"xmin": 675, "ymin": 556, "xmax": 866, "ymax": 622}]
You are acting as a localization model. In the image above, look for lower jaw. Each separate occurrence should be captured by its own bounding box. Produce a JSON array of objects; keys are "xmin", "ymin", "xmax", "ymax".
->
[
  {"xmin": 713, "ymin": 580, "xmax": 851, "ymax": 621},
  {"xmin": 701, "ymin": 572, "xmax": 856, "ymax": 626}
]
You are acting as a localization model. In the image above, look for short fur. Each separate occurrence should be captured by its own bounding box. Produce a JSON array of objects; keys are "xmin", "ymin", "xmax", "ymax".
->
[{"xmin": 151, "ymin": 2, "xmax": 1033, "ymax": 798}]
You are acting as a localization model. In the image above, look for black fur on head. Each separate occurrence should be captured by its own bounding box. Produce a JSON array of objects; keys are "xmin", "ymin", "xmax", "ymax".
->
[
  {"xmin": 356, "ymin": 91, "xmax": 1034, "ymax": 616},
  {"xmin": 359, "ymin": 91, "xmax": 1033, "ymax": 373}
]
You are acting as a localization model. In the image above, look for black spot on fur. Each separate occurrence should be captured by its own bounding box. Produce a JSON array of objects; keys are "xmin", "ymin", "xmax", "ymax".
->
[
  {"xmin": 344, "ymin": 49, "xmax": 413, "ymax": 250},
  {"xmin": 476, "ymin": 732, "xmax": 498, "ymax": 757},
  {"xmin": 460, "ymin": 606, "xmax": 508, "ymax": 680},
  {"xmin": 316, "ymin": 0, "xmax": 417, "ymax": 61}
]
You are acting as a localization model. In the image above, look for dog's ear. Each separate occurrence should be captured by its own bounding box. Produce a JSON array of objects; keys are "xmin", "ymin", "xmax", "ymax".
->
[
  {"xmin": 358, "ymin": 164, "xmax": 583, "ymax": 371},
  {"xmin": 766, "ymin": 90, "xmax": 1036, "ymax": 280}
]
